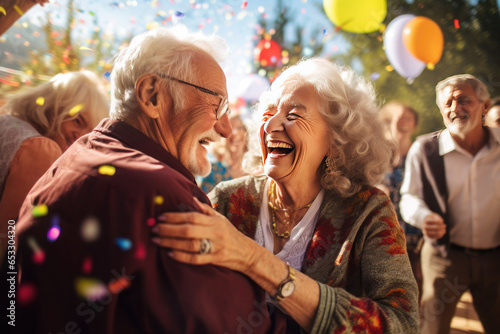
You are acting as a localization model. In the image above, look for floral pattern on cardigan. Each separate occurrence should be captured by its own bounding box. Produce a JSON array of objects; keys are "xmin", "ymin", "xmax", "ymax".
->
[{"xmin": 209, "ymin": 175, "xmax": 419, "ymax": 334}]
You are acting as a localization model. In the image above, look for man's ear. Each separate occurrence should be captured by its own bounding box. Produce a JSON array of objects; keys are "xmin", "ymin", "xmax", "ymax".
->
[
  {"xmin": 484, "ymin": 98, "xmax": 491, "ymax": 114},
  {"xmin": 135, "ymin": 73, "xmax": 168, "ymax": 119}
]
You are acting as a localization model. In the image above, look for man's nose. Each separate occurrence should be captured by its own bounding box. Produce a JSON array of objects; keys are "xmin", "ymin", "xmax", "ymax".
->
[{"xmin": 214, "ymin": 113, "xmax": 232, "ymax": 138}]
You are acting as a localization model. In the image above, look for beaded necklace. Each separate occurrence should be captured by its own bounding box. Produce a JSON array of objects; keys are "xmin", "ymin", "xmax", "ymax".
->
[{"xmin": 268, "ymin": 181, "xmax": 313, "ymax": 239}]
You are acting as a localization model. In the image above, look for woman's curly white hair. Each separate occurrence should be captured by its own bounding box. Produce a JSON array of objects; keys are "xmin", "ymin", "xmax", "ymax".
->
[{"xmin": 248, "ymin": 57, "xmax": 394, "ymax": 198}]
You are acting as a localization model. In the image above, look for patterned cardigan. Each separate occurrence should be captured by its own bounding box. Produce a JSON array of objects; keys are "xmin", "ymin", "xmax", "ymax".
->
[{"xmin": 209, "ymin": 175, "xmax": 419, "ymax": 334}]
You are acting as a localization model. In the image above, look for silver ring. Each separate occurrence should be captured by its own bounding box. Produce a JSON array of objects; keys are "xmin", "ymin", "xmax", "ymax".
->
[{"xmin": 199, "ymin": 238, "xmax": 212, "ymax": 255}]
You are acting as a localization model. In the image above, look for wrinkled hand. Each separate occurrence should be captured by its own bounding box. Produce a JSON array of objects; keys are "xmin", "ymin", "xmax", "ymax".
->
[
  {"xmin": 422, "ymin": 212, "xmax": 446, "ymax": 239},
  {"xmin": 152, "ymin": 197, "xmax": 256, "ymax": 273}
]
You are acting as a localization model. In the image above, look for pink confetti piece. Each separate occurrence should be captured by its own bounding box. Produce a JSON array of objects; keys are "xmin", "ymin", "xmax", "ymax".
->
[
  {"xmin": 146, "ymin": 218, "xmax": 156, "ymax": 226},
  {"xmin": 135, "ymin": 243, "xmax": 146, "ymax": 260},
  {"xmin": 47, "ymin": 226, "xmax": 61, "ymax": 242},
  {"xmin": 241, "ymin": 1, "xmax": 248, "ymax": 9},
  {"xmin": 82, "ymin": 257, "xmax": 93, "ymax": 274},
  {"xmin": 18, "ymin": 283, "xmax": 37, "ymax": 306}
]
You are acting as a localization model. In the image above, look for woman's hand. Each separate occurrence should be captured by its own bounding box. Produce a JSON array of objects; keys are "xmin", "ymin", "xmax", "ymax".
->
[{"xmin": 152, "ymin": 197, "xmax": 257, "ymax": 273}]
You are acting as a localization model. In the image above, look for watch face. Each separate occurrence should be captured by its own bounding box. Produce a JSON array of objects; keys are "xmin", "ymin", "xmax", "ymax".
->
[{"xmin": 282, "ymin": 281, "xmax": 295, "ymax": 298}]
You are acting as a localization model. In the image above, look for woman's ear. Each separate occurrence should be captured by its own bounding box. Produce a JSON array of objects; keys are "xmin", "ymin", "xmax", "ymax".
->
[{"xmin": 135, "ymin": 73, "xmax": 169, "ymax": 119}]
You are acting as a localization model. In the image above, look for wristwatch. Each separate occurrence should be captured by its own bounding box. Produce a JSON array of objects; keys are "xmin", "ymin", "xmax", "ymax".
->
[{"xmin": 272, "ymin": 263, "xmax": 296, "ymax": 301}]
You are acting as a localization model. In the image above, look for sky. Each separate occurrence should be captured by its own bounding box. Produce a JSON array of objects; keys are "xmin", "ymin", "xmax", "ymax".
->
[{"xmin": 0, "ymin": 0, "xmax": 343, "ymax": 99}]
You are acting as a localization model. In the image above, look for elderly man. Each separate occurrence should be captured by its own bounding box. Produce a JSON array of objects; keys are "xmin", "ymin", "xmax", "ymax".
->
[
  {"xmin": 400, "ymin": 74, "xmax": 500, "ymax": 334},
  {"xmin": 10, "ymin": 26, "xmax": 284, "ymax": 334}
]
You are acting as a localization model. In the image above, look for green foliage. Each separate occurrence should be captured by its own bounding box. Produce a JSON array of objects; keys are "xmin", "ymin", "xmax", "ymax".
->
[{"xmin": 333, "ymin": 0, "xmax": 500, "ymax": 135}]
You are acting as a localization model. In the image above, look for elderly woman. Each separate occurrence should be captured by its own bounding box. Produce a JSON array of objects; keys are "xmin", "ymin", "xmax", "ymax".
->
[
  {"xmin": 152, "ymin": 58, "xmax": 419, "ymax": 333},
  {"xmin": 0, "ymin": 70, "xmax": 108, "ymax": 262}
]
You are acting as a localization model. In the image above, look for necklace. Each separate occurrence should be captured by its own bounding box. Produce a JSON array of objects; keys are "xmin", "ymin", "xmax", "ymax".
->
[{"xmin": 268, "ymin": 181, "xmax": 314, "ymax": 239}]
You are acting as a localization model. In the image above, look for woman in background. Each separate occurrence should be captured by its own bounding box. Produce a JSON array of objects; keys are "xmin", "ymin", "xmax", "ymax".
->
[
  {"xmin": 378, "ymin": 100, "xmax": 423, "ymax": 300},
  {"xmin": 0, "ymin": 70, "xmax": 109, "ymax": 262}
]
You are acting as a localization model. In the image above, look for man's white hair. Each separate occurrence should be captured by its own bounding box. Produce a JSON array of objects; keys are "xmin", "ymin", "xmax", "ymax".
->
[{"xmin": 109, "ymin": 25, "xmax": 229, "ymax": 120}]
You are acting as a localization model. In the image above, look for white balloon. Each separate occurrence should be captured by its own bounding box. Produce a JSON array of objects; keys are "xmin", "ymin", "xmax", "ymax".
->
[{"xmin": 384, "ymin": 14, "xmax": 426, "ymax": 80}]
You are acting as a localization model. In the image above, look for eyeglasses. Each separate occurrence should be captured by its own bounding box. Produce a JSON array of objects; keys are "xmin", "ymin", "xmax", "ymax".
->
[{"xmin": 156, "ymin": 73, "xmax": 230, "ymax": 120}]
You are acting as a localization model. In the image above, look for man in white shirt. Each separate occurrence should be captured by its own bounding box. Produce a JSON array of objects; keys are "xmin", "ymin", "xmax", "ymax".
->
[{"xmin": 400, "ymin": 74, "xmax": 500, "ymax": 334}]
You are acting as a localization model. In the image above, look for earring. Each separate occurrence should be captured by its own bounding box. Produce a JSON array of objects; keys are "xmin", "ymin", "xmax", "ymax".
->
[{"xmin": 325, "ymin": 156, "xmax": 334, "ymax": 170}]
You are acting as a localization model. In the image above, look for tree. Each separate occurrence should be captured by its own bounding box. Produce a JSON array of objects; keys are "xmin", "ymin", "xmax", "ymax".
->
[
  {"xmin": 330, "ymin": 0, "xmax": 500, "ymax": 135},
  {"xmin": 253, "ymin": 0, "xmax": 324, "ymax": 81}
]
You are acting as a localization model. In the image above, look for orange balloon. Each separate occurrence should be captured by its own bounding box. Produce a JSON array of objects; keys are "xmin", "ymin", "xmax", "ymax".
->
[{"xmin": 402, "ymin": 16, "xmax": 444, "ymax": 65}]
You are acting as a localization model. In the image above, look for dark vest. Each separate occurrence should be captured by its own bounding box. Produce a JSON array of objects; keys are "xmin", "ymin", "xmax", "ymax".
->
[{"xmin": 417, "ymin": 130, "xmax": 450, "ymax": 255}]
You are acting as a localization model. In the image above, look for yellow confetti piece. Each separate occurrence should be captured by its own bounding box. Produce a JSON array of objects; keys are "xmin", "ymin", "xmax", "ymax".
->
[
  {"xmin": 13, "ymin": 5, "xmax": 24, "ymax": 16},
  {"xmin": 98, "ymin": 165, "xmax": 116, "ymax": 176},
  {"xmin": 79, "ymin": 46, "xmax": 93, "ymax": 51},
  {"xmin": 385, "ymin": 65, "xmax": 394, "ymax": 72},
  {"xmin": 32, "ymin": 204, "xmax": 48, "ymax": 218},
  {"xmin": 0, "ymin": 7, "xmax": 6, "ymax": 16},
  {"xmin": 36, "ymin": 97, "xmax": 45, "ymax": 106},
  {"xmin": 69, "ymin": 104, "xmax": 84, "ymax": 116},
  {"xmin": 75, "ymin": 277, "xmax": 108, "ymax": 300},
  {"xmin": 146, "ymin": 21, "xmax": 159, "ymax": 30},
  {"xmin": 427, "ymin": 63, "xmax": 435, "ymax": 70},
  {"xmin": 154, "ymin": 195, "xmax": 164, "ymax": 205}
]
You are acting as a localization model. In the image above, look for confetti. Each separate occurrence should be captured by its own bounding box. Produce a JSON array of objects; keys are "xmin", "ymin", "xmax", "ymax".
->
[
  {"xmin": 0, "ymin": 7, "xmax": 6, "ymax": 16},
  {"xmin": 27, "ymin": 237, "xmax": 45, "ymax": 264},
  {"xmin": 18, "ymin": 283, "xmax": 37, "ymax": 306},
  {"xmin": 175, "ymin": 11, "xmax": 184, "ymax": 18},
  {"xmin": 32, "ymin": 204, "xmax": 48, "ymax": 217},
  {"xmin": 115, "ymin": 237, "xmax": 132, "ymax": 251},
  {"xmin": 146, "ymin": 22, "xmax": 159, "ymax": 30},
  {"xmin": 79, "ymin": 46, "xmax": 93, "ymax": 51},
  {"xmin": 13, "ymin": 5, "xmax": 24, "ymax": 16},
  {"xmin": 81, "ymin": 217, "xmax": 101, "ymax": 242},
  {"xmin": 134, "ymin": 243, "xmax": 146, "ymax": 260},
  {"xmin": 109, "ymin": 277, "xmax": 132, "ymax": 294},
  {"xmin": 370, "ymin": 72, "xmax": 380, "ymax": 81},
  {"xmin": 154, "ymin": 195, "xmax": 164, "ymax": 205},
  {"xmin": 47, "ymin": 226, "xmax": 61, "ymax": 242},
  {"xmin": 36, "ymin": 97, "xmax": 45, "ymax": 106},
  {"xmin": 98, "ymin": 165, "xmax": 116, "ymax": 176},
  {"xmin": 454, "ymin": 19, "xmax": 460, "ymax": 29},
  {"xmin": 68, "ymin": 104, "xmax": 84, "ymax": 116},
  {"xmin": 385, "ymin": 65, "xmax": 394, "ymax": 72},
  {"xmin": 82, "ymin": 257, "xmax": 93, "ymax": 274},
  {"xmin": 75, "ymin": 277, "xmax": 108, "ymax": 301},
  {"xmin": 146, "ymin": 218, "xmax": 156, "ymax": 226},
  {"xmin": 241, "ymin": 1, "xmax": 248, "ymax": 9}
]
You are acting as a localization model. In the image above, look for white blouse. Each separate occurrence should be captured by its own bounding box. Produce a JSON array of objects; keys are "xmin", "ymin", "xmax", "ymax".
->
[{"xmin": 255, "ymin": 178, "xmax": 325, "ymax": 272}]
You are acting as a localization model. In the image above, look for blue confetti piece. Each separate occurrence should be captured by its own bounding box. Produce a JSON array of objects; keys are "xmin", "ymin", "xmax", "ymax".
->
[
  {"xmin": 175, "ymin": 11, "xmax": 185, "ymax": 18},
  {"xmin": 115, "ymin": 237, "xmax": 132, "ymax": 251}
]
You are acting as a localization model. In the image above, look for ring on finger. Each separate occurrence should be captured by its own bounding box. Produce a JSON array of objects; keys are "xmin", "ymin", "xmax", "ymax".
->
[{"xmin": 199, "ymin": 238, "xmax": 212, "ymax": 255}]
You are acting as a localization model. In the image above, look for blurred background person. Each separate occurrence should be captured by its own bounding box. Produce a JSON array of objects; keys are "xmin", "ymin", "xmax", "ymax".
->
[
  {"xmin": 400, "ymin": 74, "xmax": 500, "ymax": 334},
  {"xmin": 377, "ymin": 100, "xmax": 423, "ymax": 300},
  {"xmin": 485, "ymin": 96, "xmax": 500, "ymax": 128},
  {"xmin": 0, "ymin": 70, "xmax": 109, "ymax": 263},
  {"xmin": 198, "ymin": 112, "xmax": 249, "ymax": 193}
]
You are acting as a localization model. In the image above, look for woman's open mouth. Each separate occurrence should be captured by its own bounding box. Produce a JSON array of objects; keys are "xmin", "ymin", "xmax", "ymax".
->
[{"xmin": 267, "ymin": 141, "xmax": 294, "ymax": 157}]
